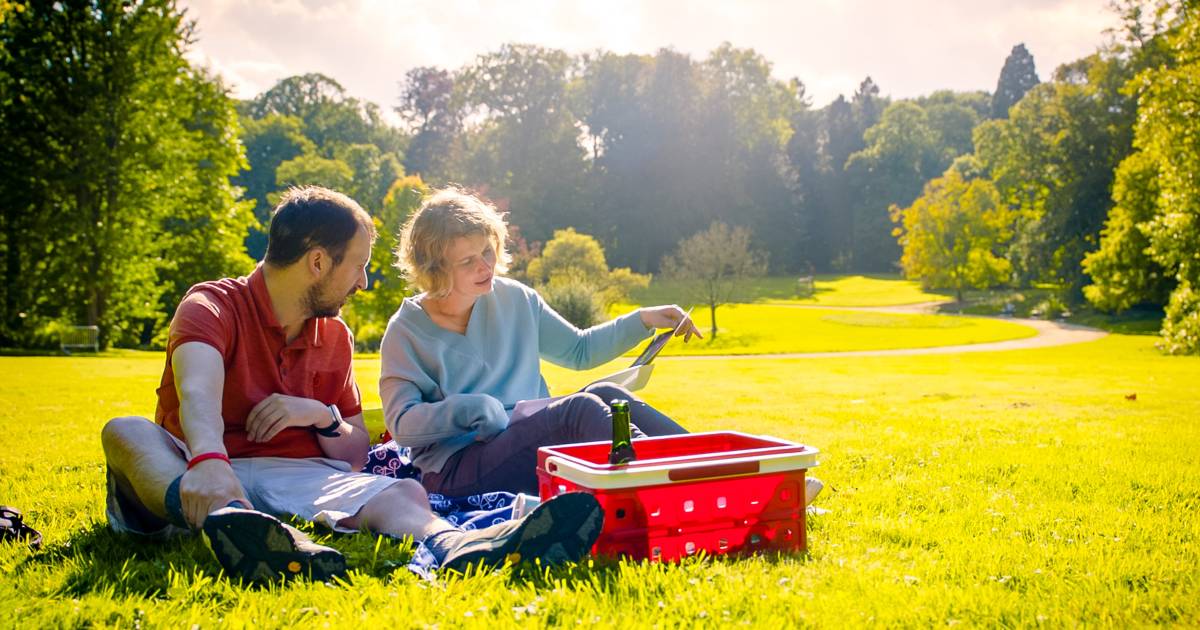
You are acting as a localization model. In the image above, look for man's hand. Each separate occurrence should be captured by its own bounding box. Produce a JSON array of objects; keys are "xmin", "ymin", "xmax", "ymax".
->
[
  {"xmin": 639, "ymin": 304, "xmax": 702, "ymax": 342},
  {"xmin": 245, "ymin": 393, "xmax": 331, "ymax": 443},
  {"xmin": 179, "ymin": 459, "xmax": 249, "ymax": 528}
]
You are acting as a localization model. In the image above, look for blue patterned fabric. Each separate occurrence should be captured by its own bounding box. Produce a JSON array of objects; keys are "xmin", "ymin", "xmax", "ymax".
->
[{"xmin": 362, "ymin": 440, "xmax": 531, "ymax": 578}]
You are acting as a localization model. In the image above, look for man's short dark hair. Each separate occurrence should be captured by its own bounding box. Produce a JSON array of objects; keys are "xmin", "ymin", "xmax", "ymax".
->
[{"xmin": 264, "ymin": 186, "xmax": 377, "ymax": 267}]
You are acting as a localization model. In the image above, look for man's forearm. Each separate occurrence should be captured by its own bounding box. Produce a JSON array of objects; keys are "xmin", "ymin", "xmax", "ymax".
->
[
  {"xmin": 178, "ymin": 392, "xmax": 228, "ymax": 456},
  {"xmin": 316, "ymin": 412, "xmax": 370, "ymax": 470},
  {"xmin": 173, "ymin": 342, "xmax": 231, "ymax": 457}
]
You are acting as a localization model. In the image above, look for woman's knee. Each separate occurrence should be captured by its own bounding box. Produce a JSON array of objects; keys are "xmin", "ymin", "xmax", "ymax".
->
[
  {"xmin": 583, "ymin": 382, "xmax": 635, "ymax": 404},
  {"xmin": 558, "ymin": 393, "xmax": 611, "ymax": 440},
  {"xmin": 562, "ymin": 392, "xmax": 609, "ymax": 420}
]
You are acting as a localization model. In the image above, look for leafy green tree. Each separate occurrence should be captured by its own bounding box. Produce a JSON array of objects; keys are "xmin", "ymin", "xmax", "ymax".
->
[
  {"xmin": 396, "ymin": 66, "xmax": 461, "ymax": 180},
  {"xmin": 891, "ymin": 165, "xmax": 1013, "ymax": 303},
  {"xmin": 525, "ymin": 227, "xmax": 649, "ymax": 310},
  {"xmin": 974, "ymin": 53, "xmax": 1136, "ymax": 297},
  {"xmin": 236, "ymin": 114, "xmax": 314, "ymax": 258},
  {"xmin": 0, "ymin": 0, "xmax": 252, "ymax": 348},
  {"xmin": 244, "ymin": 73, "xmax": 404, "ymax": 157},
  {"xmin": 456, "ymin": 44, "xmax": 590, "ymax": 244},
  {"xmin": 273, "ymin": 154, "xmax": 355, "ymax": 198},
  {"xmin": 155, "ymin": 70, "xmax": 257, "ymax": 344},
  {"xmin": 661, "ymin": 222, "xmax": 767, "ymax": 339},
  {"xmin": 1082, "ymin": 151, "xmax": 1172, "ymax": 311},
  {"xmin": 1109, "ymin": 4, "xmax": 1200, "ymax": 353},
  {"xmin": 573, "ymin": 49, "xmax": 707, "ymax": 269},
  {"xmin": 335, "ymin": 143, "xmax": 404, "ymax": 214},
  {"xmin": 845, "ymin": 101, "xmax": 941, "ymax": 271},
  {"xmin": 990, "ymin": 43, "xmax": 1040, "ymax": 119},
  {"xmin": 698, "ymin": 44, "xmax": 807, "ymax": 274},
  {"xmin": 342, "ymin": 175, "xmax": 426, "ymax": 349}
]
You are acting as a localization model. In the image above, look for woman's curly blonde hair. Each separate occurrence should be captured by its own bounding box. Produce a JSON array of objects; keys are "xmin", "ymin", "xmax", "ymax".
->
[{"xmin": 394, "ymin": 187, "xmax": 512, "ymax": 298}]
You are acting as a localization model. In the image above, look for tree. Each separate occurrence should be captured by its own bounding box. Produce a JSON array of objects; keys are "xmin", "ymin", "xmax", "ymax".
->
[
  {"xmin": 396, "ymin": 66, "xmax": 461, "ymax": 180},
  {"xmin": 1082, "ymin": 151, "xmax": 1172, "ymax": 312},
  {"xmin": 0, "ymin": 0, "xmax": 252, "ymax": 348},
  {"xmin": 455, "ymin": 44, "xmax": 590, "ymax": 243},
  {"xmin": 974, "ymin": 52, "xmax": 1137, "ymax": 297},
  {"xmin": 845, "ymin": 101, "xmax": 940, "ymax": 271},
  {"xmin": 335, "ymin": 143, "xmax": 404, "ymax": 214},
  {"xmin": 236, "ymin": 114, "xmax": 314, "ymax": 258},
  {"xmin": 991, "ymin": 43, "xmax": 1040, "ymax": 119},
  {"xmin": 1105, "ymin": 4, "xmax": 1200, "ymax": 354},
  {"xmin": 661, "ymin": 222, "xmax": 767, "ymax": 339},
  {"xmin": 273, "ymin": 154, "xmax": 355, "ymax": 197},
  {"xmin": 244, "ymin": 73, "xmax": 404, "ymax": 156},
  {"xmin": 341, "ymin": 175, "xmax": 426, "ymax": 349},
  {"xmin": 525, "ymin": 227, "xmax": 650, "ymax": 308},
  {"xmin": 891, "ymin": 165, "xmax": 1013, "ymax": 303}
]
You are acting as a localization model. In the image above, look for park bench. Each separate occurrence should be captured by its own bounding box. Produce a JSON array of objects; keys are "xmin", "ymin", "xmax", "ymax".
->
[
  {"xmin": 60, "ymin": 325, "xmax": 99, "ymax": 354},
  {"xmin": 796, "ymin": 275, "xmax": 815, "ymax": 298}
]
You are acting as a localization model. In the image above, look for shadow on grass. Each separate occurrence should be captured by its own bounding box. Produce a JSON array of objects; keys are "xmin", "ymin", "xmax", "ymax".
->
[
  {"xmin": 18, "ymin": 519, "xmax": 821, "ymax": 598},
  {"xmin": 1069, "ymin": 307, "xmax": 1163, "ymax": 336},
  {"xmin": 17, "ymin": 522, "xmax": 215, "ymax": 598},
  {"xmin": 16, "ymin": 521, "xmax": 421, "ymax": 597}
]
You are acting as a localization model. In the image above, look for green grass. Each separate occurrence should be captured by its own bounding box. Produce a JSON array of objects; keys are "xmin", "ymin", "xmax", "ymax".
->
[
  {"xmin": 2, "ymin": 333, "xmax": 1198, "ymax": 626},
  {"xmin": 631, "ymin": 274, "xmax": 951, "ymax": 307},
  {"xmin": 628, "ymin": 305, "xmax": 1037, "ymax": 356}
]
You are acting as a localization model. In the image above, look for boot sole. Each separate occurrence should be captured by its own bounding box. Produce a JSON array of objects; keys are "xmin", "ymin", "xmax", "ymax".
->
[
  {"xmin": 202, "ymin": 509, "xmax": 346, "ymax": 583},
  {"xmin": 442, "ymin": 492, "xmax": 604, "ymax": 573}
]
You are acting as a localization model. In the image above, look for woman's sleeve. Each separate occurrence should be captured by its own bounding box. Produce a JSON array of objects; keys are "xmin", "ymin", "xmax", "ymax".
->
[
  {"xmin": 535, "ymin": 290, "xmax": 654, "ymax": 370},
  {"xmin": 379, "ymin": 324, "xmax": 508, "ymax": 448}
]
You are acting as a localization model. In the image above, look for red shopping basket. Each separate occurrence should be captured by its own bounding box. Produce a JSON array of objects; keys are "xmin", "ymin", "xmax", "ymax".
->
[{"xmin": 537, "ymin": 431, "xmax": 819, "ymax": 561}]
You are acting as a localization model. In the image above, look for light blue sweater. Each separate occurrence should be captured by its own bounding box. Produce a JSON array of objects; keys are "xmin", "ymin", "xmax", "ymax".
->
[{"xmin": 379, "ymin": 277, "xmax": 653, "ymax": 474}]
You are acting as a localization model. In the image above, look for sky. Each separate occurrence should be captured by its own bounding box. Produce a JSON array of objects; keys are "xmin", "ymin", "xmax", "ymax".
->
[{"xmin": 180, "ymin": 0, "xmax": 1121, "ymax": 120}]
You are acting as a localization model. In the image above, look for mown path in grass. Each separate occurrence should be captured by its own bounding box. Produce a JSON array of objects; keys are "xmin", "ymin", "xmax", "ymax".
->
[
  {"xmin": 610, "ymin": 303, "xmax": 1041, "ymax": 357},
  {"xmin": 664, "ymin": 302, "xmax": 1107, "ymax": 360},
  {"xmin": 617, "ymin": 275, "xmax": 1111, "ymax": 357}
]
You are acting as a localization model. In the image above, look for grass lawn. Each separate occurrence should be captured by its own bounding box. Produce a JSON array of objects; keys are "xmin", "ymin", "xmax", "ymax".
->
[
  {"xmin": 631, "ymin": 274, "xmax": 952, "ymax": 307},
  {"xmin": 619, "ymin": 304, "xmax": 1037, "ymax": 356},
  {"xmin": 2, "ymin": 331, "xmax": 1198, "ymax": 626}
]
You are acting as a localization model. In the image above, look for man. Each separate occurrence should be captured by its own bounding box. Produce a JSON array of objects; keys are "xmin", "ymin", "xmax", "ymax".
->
[{"xmin": 101, "ymin": 186, "xmax": 603, "ymax": 582}]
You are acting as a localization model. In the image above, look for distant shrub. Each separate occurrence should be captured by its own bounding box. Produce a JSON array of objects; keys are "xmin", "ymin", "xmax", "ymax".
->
[
  {"xmin": 541, "ymin": 281, "xmax": 605, "ymax": 329},
  {"xmin": 1032, "ymin": 295, "xmax": 1068, "ymax": 320}
]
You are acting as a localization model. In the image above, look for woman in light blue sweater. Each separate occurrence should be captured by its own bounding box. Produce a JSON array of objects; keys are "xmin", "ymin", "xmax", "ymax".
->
[{"xmin": 379, "ymin": 188, "xmax": 700, "ymax": 496}]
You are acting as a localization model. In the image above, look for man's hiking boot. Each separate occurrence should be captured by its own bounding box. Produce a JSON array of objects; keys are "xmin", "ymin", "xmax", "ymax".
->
[
  {"xmin": 201, "ymin": 506, "xmax": 346, "ymax": 583},
  {"xmin": 440, "ymin": 492, "xmax": 604, "ymax": 573}
]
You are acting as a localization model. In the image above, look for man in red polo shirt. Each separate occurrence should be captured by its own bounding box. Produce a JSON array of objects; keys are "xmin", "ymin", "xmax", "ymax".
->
[{"xmin": 100, "ymin": 186, "xmax": 603, "ymax": 582}]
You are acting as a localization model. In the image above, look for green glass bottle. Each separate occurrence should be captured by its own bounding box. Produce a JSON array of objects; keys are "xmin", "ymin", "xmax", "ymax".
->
[{"xmin": 608, "ymin": 398, "xmax": 637, "ymax": 465}]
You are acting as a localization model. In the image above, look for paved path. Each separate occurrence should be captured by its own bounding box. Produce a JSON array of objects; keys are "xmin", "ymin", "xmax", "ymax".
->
[{"xmin": 659, "ymin": 301, "xmax": 1108, "ymax": 361}]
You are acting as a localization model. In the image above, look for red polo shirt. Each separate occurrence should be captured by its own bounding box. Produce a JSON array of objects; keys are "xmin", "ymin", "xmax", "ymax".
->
[{"xmin": 155, "ymin": 266, "xmax": 362, "ymax": 459}]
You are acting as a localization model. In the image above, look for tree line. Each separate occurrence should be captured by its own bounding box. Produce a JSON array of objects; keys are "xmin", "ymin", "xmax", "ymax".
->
[{"xmin": 1, "ymin": 0, "xmax": 1196, "ymax": 353}]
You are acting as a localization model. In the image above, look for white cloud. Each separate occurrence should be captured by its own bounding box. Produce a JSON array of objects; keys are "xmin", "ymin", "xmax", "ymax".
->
[{"xmin": 180, "ymin": 0, "xmax": 1121, "ymax": 113}]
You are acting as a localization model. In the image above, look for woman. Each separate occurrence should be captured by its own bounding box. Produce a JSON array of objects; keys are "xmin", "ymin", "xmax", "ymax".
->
[{"xmin": 379, "ymin": 187, "xmax": 699, "ymax": 496}]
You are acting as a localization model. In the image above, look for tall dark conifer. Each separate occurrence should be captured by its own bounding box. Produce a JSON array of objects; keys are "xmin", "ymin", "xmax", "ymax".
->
[{"xmin": 991, "ymin": 43, "xmax": 1040, "ymax": 119}]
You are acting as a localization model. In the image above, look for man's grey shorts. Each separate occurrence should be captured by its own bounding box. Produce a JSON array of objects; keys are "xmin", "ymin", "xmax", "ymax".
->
[{"xmin": 106, "ymin": 423, "xmax": 404, "ymax": 537}]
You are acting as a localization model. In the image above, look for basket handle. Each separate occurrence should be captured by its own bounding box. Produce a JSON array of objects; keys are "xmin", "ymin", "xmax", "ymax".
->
[{"xmin": 667, "ymin": 460, "xmax": 759, "ymax": 482}]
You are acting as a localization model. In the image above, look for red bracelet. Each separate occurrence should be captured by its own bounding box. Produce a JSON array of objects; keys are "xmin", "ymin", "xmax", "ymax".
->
[{"xmin": 187, "ymin": 452, "xmax": 231, "ymax": 470}]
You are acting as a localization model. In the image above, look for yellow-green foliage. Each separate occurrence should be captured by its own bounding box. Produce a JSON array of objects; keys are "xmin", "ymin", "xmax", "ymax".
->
[
  {"xmin": 892, "ymin": 169, "xmax": 1013, "ymax": 300},
  {"xmin": 526, "ymin": 227, "xmax": 649, "ymax": 307}
]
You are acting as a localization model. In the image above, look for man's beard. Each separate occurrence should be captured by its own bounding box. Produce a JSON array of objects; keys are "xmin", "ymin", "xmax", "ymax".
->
[{"xmin": 304, "ymin": 276, "xmax": 353, "ymax": 318}]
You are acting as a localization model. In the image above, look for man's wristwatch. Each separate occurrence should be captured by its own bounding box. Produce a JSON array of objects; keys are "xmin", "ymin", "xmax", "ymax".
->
[{"xmin": 314, "ymin": 404, "xmax": 344, "ymax": 438}]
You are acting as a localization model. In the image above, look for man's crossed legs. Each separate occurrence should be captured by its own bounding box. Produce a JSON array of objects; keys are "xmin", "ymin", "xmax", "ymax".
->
[{"xmin": 101, "ymin": 417, "xmax": 603, "ymax": 581}]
